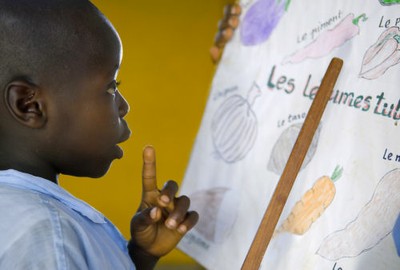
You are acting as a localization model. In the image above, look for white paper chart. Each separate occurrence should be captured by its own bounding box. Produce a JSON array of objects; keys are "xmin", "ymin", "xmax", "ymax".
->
[{"xmin": 179, "ymin": 1, "xmax": 400, "ymax": 269}]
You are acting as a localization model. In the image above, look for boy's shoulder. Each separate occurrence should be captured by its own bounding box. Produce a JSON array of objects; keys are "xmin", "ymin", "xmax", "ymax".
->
[{"xmin": 0, "ymin": 171, "xmax": 134, "ymax": 269}]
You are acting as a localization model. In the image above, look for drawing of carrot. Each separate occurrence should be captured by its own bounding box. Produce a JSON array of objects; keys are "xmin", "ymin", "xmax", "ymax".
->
[
  {"xmin": 317, "ymin": 168, "xmax": 400, "ymax": 261},
  {"xmin": 359, "ymin": 26, "xmax": 400, "ymax": 80},
  {"xmin": 240, "ymin": 0, "xmax": 291, "ymax": 46},
  {"xmin": 275, "ymin": 166, "xmax": 343, "ymax": 236},
  {"xmin": 282, "ymin": 13, "xmax": 367, "ymax": 65}
]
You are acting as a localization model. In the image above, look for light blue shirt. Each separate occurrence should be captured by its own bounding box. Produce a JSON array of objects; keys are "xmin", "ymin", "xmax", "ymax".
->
[{"xmin": 0, "ymin": 169, "xmax": 135, "ymax": 270}]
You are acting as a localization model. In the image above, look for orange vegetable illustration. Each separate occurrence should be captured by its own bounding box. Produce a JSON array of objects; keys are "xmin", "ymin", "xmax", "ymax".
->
[
  {"xmin": 275, "ymin": 166, "xmax": 343, "ymax": 235},
  {"xmin": 359, "ymin": 26, "xmax": 400, "ymax": 80},
  {"xmin": 282, "ymin": 13, "xmax": 367, "ymax": 65},
  {"xmin": 317, "ymin": 168, "xmax": 400, "ymax": 261}
]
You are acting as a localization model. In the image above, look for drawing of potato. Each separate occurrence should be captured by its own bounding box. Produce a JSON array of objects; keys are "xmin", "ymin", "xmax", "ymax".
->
[{"xmin": 317, "ymin": 168, "xmax": 400, "ymax": 261}]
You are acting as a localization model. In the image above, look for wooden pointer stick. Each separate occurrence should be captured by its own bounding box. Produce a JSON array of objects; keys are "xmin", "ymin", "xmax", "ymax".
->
[{"xmin": 241, "ymin": 57, "xmax": 343, "ymax": 270}]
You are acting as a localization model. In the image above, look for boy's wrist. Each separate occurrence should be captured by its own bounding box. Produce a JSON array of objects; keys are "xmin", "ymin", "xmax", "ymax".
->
[{"xmin": 128, "ymin": 240, "xmax": 160, "ymax": 270}]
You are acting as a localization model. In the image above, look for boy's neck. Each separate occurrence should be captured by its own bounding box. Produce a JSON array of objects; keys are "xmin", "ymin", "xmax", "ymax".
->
[{"xmin": 0, "ymin": 155, "xmax": 58, "ymax": 184}]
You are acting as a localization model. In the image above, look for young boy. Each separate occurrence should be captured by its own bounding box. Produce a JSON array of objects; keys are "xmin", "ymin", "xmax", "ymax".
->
[{"xmin": 0, "ymin": 0, "xmax": 199, "ymax": 269}]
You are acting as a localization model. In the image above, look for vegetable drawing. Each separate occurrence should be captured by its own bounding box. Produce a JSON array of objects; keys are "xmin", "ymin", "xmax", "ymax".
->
[
  {"xmin": 282, "ymin": 13, "xmax": 367, "ymax": 65},
  {"xmin": 359, "ymin": 26, "xmax": 400, "ymax": 80},
  {"xmin": 211, "ymin": 83, "xmax": 261, "ymax": 163},
  {"xmin": 240, "ymin": 0, "xmax": 291, "ymax": 46},
  {"xmin": 394, "ymin": 213, "xmax": 400, "ymax": 257},
  {"xmin": 317, "ymin": 168, "xmax": 400, "ymax": 261},
  {"xmin": 190, "ymin": 187, "xmax": 238, "ymax": 243},
  {"xmin": 379, "ymin": 0, "xmax": 400, "ymax": 5},
  {"xmin": 267, "ymin": 122, "xmax": 321, "ymax": 175},
  {"xmin": 275, "ymin": 166, "xmax": 343, "ymax": 236}
]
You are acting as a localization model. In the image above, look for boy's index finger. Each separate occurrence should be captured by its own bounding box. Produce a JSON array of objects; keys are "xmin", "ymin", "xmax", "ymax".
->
[{"xmin": 142, "ymin": 145, "xmax": 158, "ymax": 192}]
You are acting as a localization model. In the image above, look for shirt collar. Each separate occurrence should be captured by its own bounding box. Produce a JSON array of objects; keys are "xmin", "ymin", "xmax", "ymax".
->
[{"xmin": 0, "ymin": 169, "xmax": 106, "ymax": 224}]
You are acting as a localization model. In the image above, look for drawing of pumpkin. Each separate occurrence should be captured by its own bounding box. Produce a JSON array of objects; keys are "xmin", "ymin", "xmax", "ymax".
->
[{"xmin": 211, "ymin": 83, "xmax": 261, "ymax": 163}]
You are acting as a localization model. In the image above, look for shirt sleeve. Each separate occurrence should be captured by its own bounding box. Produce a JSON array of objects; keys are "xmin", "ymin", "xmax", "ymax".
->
[{"xmin": 0, "ymin": 218, "xmax": 89, "ymax": 270}]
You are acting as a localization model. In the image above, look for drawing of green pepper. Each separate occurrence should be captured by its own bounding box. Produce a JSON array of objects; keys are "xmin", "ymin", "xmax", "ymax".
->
[
  {"xmin": 359, "ymin": 26, "xmax": 400, "ymax": 80},
  {"xmin": 379, "ymin": 0, "xmax": 400, "ymax": 5}
]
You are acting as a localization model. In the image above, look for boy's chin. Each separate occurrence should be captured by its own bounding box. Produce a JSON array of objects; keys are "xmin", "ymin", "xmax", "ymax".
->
[{"xmin": 62, "ymin": 162, "xmax": 113, "ymax": 179}]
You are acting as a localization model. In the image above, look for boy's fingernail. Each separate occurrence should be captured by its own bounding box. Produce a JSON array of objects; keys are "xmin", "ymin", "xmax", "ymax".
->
[
  {"xmin": 160, "ymin": 195, "xmax": 170, "ymax": 204},
  {"xmin": 166, "ymin": 219, "xmax": 177, "ymax": 229},
  {"xmin": 150, "ymin": 207, "xmax": 157, "ymax": 219},
  {"xmin": 177, "ymin": 225, "xmax": 187, "ymax": 234}
]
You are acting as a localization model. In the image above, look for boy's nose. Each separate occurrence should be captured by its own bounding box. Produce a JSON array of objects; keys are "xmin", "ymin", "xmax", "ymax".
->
[{"xmin": 117, "ymin": 91, "xmax": 130, "ymax": 117}]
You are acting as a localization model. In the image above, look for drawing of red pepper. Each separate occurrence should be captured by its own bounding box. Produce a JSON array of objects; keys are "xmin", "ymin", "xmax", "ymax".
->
[
  {"xmin": 359, "ymin": 26, "xmax": 400, "ymax": 80},
  {"xmin": 282, "ymin": 13, "xmax": 367, "ymax": 65}
]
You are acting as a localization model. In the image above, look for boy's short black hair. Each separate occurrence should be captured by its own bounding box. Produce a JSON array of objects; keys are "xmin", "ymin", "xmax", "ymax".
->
[{"xmin": 0, "ymin": 0, "xmax": 118, "ymax": 90}]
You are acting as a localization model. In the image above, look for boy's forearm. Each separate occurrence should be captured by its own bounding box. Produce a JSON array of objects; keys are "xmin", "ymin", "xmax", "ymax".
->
[{"xmin": 128, "ymin": 240, "xmax": 160, "ymax": 270}]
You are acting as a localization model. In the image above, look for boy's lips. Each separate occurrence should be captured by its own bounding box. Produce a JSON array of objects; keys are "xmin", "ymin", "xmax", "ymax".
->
[
  {"xmin": 118, "ymin": 128, "xmax": 132, "ymax": 144},
  {"xmin": 115, "ymin": 127, "xmax": 131, "ymax": 159}
]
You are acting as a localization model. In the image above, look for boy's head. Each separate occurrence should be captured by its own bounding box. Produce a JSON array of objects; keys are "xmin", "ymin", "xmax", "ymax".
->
[{"xmin": 0, "ymin": 0, "xmax": 131, "ymax": 181}]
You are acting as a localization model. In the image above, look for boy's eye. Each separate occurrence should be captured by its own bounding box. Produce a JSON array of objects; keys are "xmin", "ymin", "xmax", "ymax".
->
[{"xmin": 106, "ymin": 80, "xmax": 121, "ymax": 96}]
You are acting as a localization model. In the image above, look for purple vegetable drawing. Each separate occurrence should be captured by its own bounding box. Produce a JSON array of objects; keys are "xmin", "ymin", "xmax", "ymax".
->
[
  {"xmin": 394, "ymin": 213, "xmax": 400, "ymax": 257},
  {"xmin": 240, "ymin": 0, "xmax": 291, "ymax": 46}
]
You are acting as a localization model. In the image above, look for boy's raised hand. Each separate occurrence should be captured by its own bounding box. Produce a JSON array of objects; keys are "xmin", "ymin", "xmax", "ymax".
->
[{"xmin": 129, "ymin": 146, "xmax": 198, "ymax": 266}]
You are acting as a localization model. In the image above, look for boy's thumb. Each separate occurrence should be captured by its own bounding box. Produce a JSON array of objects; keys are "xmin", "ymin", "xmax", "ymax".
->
[{"xmin": 131, "ymin": 207, "xmax": 160, "ymax": 229}]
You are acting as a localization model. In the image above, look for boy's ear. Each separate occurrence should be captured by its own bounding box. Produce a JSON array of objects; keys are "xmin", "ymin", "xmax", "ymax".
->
[{"xmin": 4, "ymin": 81, "xmax": 47, "ymax": 128}]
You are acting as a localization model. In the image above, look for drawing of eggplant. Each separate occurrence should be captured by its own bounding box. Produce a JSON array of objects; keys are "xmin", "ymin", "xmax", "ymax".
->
[
  {"xmin": 282, "ymin": 13, "xmax": 367, "ymax": 65},
  {"xmin": 240, "ymin": 0, "xmax": 291, "ymax": 46},
  {"xmin": 267, "ymin": 122, "xmax": 321, "ymax": 175},
  {"xmin": 394, "ymin": 213, "xmax": 400, "ymax": 257},
  {"xmin": 211, "ymin": 83, "xmax": 261, "ymax": 163},
  {"xmin": 359, "ymin": 26, "xmax": 400, "ymax": 80},
  {"xmin": 317, "ymin": 169, "xmax": 400, "ymax": 261}
]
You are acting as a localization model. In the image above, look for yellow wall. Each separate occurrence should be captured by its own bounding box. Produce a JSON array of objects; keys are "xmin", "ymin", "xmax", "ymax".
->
[{"xmin": 60, "ymin": 0, "xmax": 231, "ymax": 266}]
